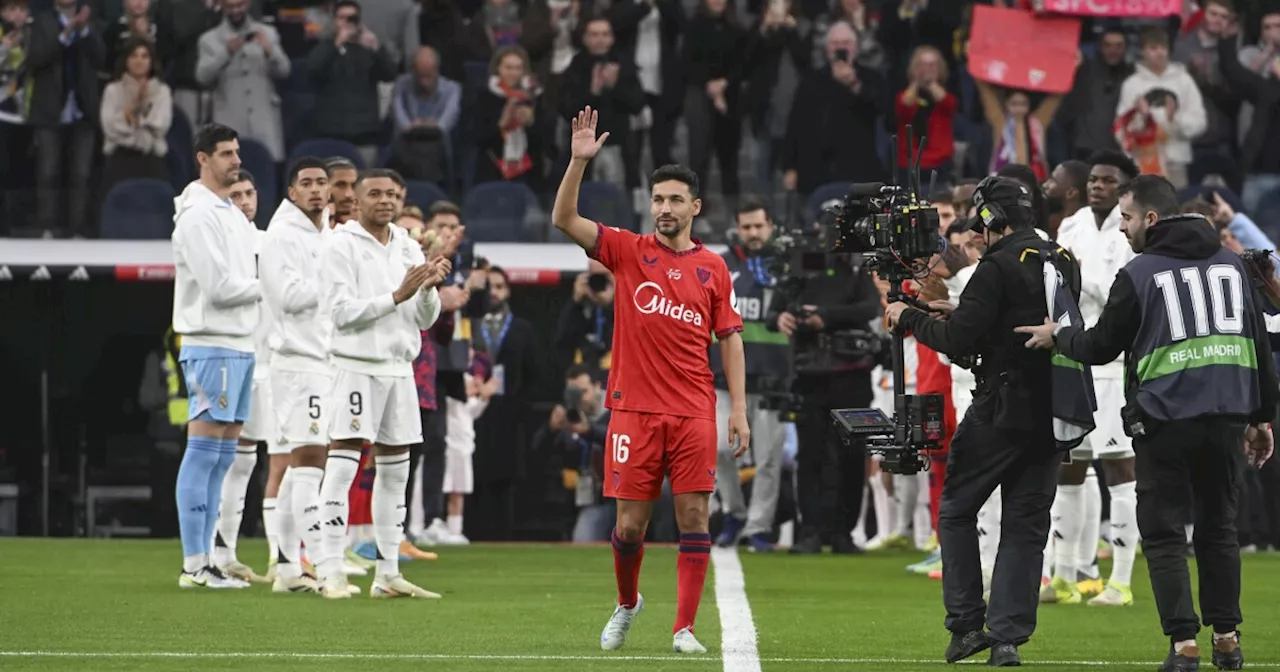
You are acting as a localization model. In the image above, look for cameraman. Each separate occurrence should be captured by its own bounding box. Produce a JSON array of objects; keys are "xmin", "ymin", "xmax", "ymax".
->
[
  {"xmin": 556, "ymin": 260, "xmax": 616, "ymax": 375},
  {"xmin": 769, "ymin": 234, "xmax": 882, "ymax": 555},
  {"xmin": 712, "ymin": 198, "xmax": 790, "ymax": 551},
  {"xmin": 884, "ymin": 177, "xmax": 1077, "ymax": 666},
  {"xmin": 533, "ymin": 365, "xmax": 614, "ymax": 542}
]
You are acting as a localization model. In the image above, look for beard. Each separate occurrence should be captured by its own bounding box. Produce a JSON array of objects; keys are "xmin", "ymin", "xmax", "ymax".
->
[{"xmin": 1045, "ymin": 193, "xmax": 1065, "ymax": 214}]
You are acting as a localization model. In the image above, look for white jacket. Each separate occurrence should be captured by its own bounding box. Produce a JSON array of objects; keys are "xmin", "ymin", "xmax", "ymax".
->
[
  {"xmin": 1116, "ymin": 63, "xmax": 1207, "ymax": 165},
  {"xmin": 1056, "ymin": 205, "xmax": 1132, "ymax": 379},
  {"xmin": 252, "ymin": 229, "xmax": 273, "ymax": 379},
  {"xmin": 322, "ymin": 220, "xmax": 442, "ymax": 377},
  {"xmin": 260, "ymin": 200, "xmax": 333, "ymax": 373},
  {"xmin": 171, "ymin": 181, "xmax": 261, "ymax": 352}
]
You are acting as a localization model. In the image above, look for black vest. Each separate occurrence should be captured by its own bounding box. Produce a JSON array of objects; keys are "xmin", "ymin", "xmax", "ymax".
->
[
  {"xmin": 711, "ymin": 248, "xmax": 790, "ymax": 387},
  {"xmin": 1127, "ymin": 248, "xmax": 1261, "ymax": 421}
]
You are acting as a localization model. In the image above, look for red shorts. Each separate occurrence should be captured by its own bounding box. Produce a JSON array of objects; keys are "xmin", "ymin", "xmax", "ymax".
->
[{"xmin": 602, "ymin": 410, "xmax": 717, "ymax": 501}]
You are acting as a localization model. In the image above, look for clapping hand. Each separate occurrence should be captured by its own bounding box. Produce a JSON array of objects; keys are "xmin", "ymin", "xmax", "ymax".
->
[
  {"xmin": 425, "ymin": 256, "xmax": 453, "ymax": 288},
  {"xmin": 1244, "ymin": 424, "xmax": 1274, "ymax": 468},
  {"xmin": 570, "ymin": 107, "xmax": 609, "ymax": 160}
]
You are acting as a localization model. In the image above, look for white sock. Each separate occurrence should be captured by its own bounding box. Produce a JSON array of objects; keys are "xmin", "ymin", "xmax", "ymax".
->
[
  {"xmin": 262, "ymin": 496, "xmax": 279, "ymax": 566},
  {"xmin": 373, "ymin": 453, "xmax": 411, "ymax": 577},
  {"xmin": 183, "ymin": 553, "xmax": 207, "ymax": 574},
  {"xmin": 348, "ymin": 523, "xmax": 374, "ymax": 548},
  {"xmin": 318, "ymin": 449, "xmax": 361, "ymax": 580},
  {"xmin": 290, "ymin": 466, "xmax": 325, "ymax": 575},
  {"xmin": 447, "ymin": 513, "xmax": 463, "ymax": 536},
  {"xmin": 893, "ymin": 473, "xmax": 917, "ymax": 538},
  {"xmin": 1108, "ymin": 480, "xmax": 1139, "ymax": 586},
  {"xmin": 978, "ymin": 486, "xmax": 1002, "ymax": 572},
  {"xmin": 408, "ymin": 454, "xmax": 426, "ymax": 537},
  {"xmin": 212, "ymin": 448, "xmax": 257, "ymax": 566},
  {"xmin": 851, "ymin": 482, "xmax": 869, "ymax": 544},
  {"xmin": 913, "ymin": 471, "xmax": 932, "ymax": 549},
  {"xmin": 1052, "ymin": 484, "xmax": 1084, "ymax": 581},
  {"xmin": 869, "ymin": 475, "xmax": 893, "ymax": 541},
  {"xmin": 1078, "ymin": 470, "xmax": 1102, "ymax": 580},
  {"xmin": 275, "ymin": 469, "xmax": 299, "ymax": 578},
  {"xmin": 1042, "ymin": 526, "xmax": 1054, "ymax": 580}
]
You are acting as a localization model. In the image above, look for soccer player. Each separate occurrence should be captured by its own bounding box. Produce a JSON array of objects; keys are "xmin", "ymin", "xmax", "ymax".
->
[
  {"xmin": 553, "ymin": 107, "xmax": 750, "ymax": 654},
  {"xmin": 316, "ymin": 169, "xmax": 449, "ymax": 599},
  {"xmin": 258, "ymin": 156, "xmax": 342, "ymax": 593},
  {"xmin": 1045, "ymin": 150, "xmax": 1141, "ymax": 607},
  {"xmin": 325, "ymin": 157, "xmax": 359, "ymax": 224},
  {"xmin": 211, "ymin": 170, "xmax": 271, "ymax": 583},
  {"xmin": 171, "ymin": 123, "xmax": 261, "ymax": 589}
]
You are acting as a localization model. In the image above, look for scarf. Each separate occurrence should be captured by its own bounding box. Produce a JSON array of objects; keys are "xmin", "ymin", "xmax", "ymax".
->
[
  {"xmin": 992, "ymin": 115, "xmax": 1048, "ymax": 181},
  {"xmin": 1113, "ymin": 106, "xmax": 1168, "ymax": 176},
  {"xmin": 488, "ymin": 74, "xmax": 540, "ymax": 180}
]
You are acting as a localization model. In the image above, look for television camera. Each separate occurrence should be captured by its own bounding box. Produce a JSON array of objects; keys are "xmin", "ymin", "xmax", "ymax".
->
[{"xmin": 825, "ymin": 127, "xmax": 948, "ymax": 474}]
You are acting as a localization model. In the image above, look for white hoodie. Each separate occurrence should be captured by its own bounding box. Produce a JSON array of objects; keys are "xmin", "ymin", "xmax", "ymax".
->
[
  {"xmin": 1055, "ymin": 204, "xmax": 1132, "ymax": 379},
  {"xmin": 252, "ymin": 229, "xmax": 273, "ymax": 379},
  {"xmin": 1116, "ymin": 62, "xmax": 1207, "ymax": 165},
  {"xmin": 322, "ymin": 220, "xmax": 442, "ymax": 377},
  {"xmin": 260, "ymin": 200, "xmax": 332, "ymax": 373},
  {"xmin": 171, "ymin": 181, "xmax": 261, "ymax": 352},
  {"xmin": 445, "ymin": 374, "xmax": 490, "ymax": 456}
]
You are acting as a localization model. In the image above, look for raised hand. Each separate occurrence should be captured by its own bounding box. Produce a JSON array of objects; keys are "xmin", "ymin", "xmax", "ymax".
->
[{"xmin": 570, "ymin": 107, "xmax": 609, "ymax": 161}]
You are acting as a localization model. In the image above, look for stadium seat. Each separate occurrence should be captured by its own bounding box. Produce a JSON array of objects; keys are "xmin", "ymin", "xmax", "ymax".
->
[
  {"xmin": 99, "ymin": 179, "xmax": 176, "ymax": 239},
  {"xmin": 577, "ymin": 180, "xmax": 634, "ymax": 231},
  {"xmin": 289, "ymin": 138, "xmax": 365, "ymax": 170},
  {"xmin": 404, "ymin": 180, "xmax": 448, "ymax": 210},
  {"xmin": 164, "ymin": 105, "xmax": 195, "ymax": 191},
  {"xmin": 462, "ymin": 181, "xmax": 541, "ymax": 242},
  {"xmin": 237, "ymin": 137, "xmax": 278, "ymax": 226},
  {"xmin": 805, "ymin": 182, "xmax": 854, "ymax": 224}
]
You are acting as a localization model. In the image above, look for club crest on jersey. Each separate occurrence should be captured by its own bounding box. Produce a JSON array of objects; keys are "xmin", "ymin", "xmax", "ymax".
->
[
  {"xmin": 666, "ymin": 268, "xmax": 682, "ymax": 280},
  {"xmin": 696, "ymin": 268, "xmax": 711, "ymax": 285},
  {"xmin": 633, "ymin": 281, "xmax": 704, "ymax": 327},
  {"xmin": 217, "ymin": 395, "xmax": 228, "ymax": 409},
  {"xmin": 642, "ymin": 255, "xmax": 658, "ymax": 267},
  {"xmin": 350, "ymin": 418, "xmax": 360, "ymax": 432},
  {"xmin": 310, "ymin": 421, "xmax": 320, "ymax": 435}
]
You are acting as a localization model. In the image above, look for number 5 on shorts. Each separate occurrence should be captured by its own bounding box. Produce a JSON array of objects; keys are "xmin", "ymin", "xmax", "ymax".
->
[{"xmin": 612, "ymin": 433, "xmax": 630, "ymax": 464}]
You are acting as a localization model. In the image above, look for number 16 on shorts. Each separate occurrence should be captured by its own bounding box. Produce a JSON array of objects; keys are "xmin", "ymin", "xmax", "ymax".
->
[{"xmin": 612, "ymin": 433, "xmax": 630, "ymax": 464}]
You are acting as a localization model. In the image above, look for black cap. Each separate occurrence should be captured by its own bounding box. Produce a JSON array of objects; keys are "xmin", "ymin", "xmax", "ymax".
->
[{"xmin": 954, "ymin": 176, "xmax": 1035, "ymax": 233}]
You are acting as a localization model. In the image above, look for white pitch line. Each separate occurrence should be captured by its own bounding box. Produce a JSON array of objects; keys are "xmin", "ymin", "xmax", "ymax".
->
[
  {"xmin": 711, "ymin": 546, "xmax": 763, "ymax": 672},
  {"xmin": 3, "ymin": 652, "xmax": 1279, "ymax": 667}
]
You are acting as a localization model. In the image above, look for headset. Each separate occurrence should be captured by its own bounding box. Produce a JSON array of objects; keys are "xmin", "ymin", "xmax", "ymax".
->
[{"xmin": 972, "ymin": 175, "xmax": 1035, "ymax": 233}]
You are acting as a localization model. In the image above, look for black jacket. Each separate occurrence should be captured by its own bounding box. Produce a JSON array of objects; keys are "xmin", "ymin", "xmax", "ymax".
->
[
  {"xmin": 25, "ymin": 10, "xmax": 106, "ymax": 127},
  {"xmin": 1219, "ymin": 39, "xmax": 1280, "ymax": 174},
  {"xmin": 558, "ymin": 50, "xmax": 647, "ymax": 147},
  {"xmin": 307, "ymin": 37, "xmax": 398, "ymax": 141},
  {"xmin": 608, "ymin": 0, "xmax": 685, "ymax": 114},
  {"xmin": 781, "ymin": 66, "xmax": 886, "ymax": 195},
  {"xmin": 1054, "ymin": 216, "xmax": 1279, "ymax": 426}
]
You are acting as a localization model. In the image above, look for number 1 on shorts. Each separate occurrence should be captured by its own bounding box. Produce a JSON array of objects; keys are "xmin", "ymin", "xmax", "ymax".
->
[{"xmin": 612, "ymin": 433, "xmax": 630, "ymax": 464}]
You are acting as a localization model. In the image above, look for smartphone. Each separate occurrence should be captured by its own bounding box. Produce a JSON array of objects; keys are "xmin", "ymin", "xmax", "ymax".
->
[
  {"xmin": 564, "ymin": 385, "xmax": 584, "ymax": 412},
  {"xmin": 587, "ymin": 273, "xmax": 611, "ymax": 293},
  {"xmin": 834, "ymin": 48, "xmax": 850, "ymax": 63}
]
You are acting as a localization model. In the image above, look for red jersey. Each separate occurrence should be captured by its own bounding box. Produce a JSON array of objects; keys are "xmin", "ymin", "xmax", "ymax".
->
[{"xmin": 589, "ymin": 223, "xmax": 743, "ymax": 420}]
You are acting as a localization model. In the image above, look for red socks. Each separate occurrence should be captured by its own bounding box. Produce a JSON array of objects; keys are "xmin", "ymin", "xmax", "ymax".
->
[
  {"xmin": 675, "ymin": 532, "xmax": 711, "ymax": 634},
  {"xmin": 611, "ymin": 528, "xmax": 645, "ymax": 609}
]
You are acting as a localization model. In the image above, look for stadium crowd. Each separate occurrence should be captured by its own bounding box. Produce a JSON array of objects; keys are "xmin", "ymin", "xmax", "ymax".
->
[{"xmin": 5, "ymin": 0, "xmax": 1280, "ymax": 584}]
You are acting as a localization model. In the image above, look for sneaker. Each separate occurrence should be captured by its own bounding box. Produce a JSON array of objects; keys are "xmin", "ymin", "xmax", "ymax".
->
[
  {"xmin": 1160, "ymin": 643, "xmax": 1200, "ymax": 672},
  {"xmin": 218, "ymin": 560, "xmax": 267, "ymax": 584},
  {"xmin": 319, "ymin": 573, "xmax": 354, "ymax": 600},
  {"xmin": 434, "ymin": 531, "xmax": 470, "ymax": 546},
  {"xmin": 399, "ymin": 539, "xmax": 440, "ymax": 560},
  {"xmin": 672, "ymin": 627, "xmax": 707, "ymax": 654},
  {"xmin": 921, "ymin": 532, "xmax": 938, "ymax": 553},
  {"xmin": 264, "ymin": 557, "xmax": 278, "ymax": 582},
  {"xmin": 745, "ymin": 533, "xmax": 775, "ymax": 553},
  {"xmin": 989, "ymin": 642, "xmax": 1021, "ymax": 667},
  {"xmin": 1077, "ymin": 577, "xmax": 1105, "ymax": 597},
  {"xmin": 1211, "ymin": 631, "xmax": 1244, "ymax": 670},
  {"xmin": 272, "ymin": 574, "xmax": 320, "ymax": 594},
  {"xmin": 945, "ymin": 630, "xmax": 991, "ymax": 663},
  {"xmin": 179, "ymin": 566, "xmax": 250, "ymax": 589},
  {"xmin": 865, "ymin": 533, "xmax": 912, "ymax": 552},
  {"xmin": 344, "ymin": 548, "xmax": 375, "ymax": 570},
  {"xmin": 600, "ymin": 594, "xmax": 644, "ymax": 650},
  {"xmin": 371, "ymin": 574, "xmax": 442, "ymax": 599},
  {"xmin": 1088, "ymin": 582, "xmax": 1133, "ymax": 606},
  {"xmin": 1041, "ymin": 576, "xmax": 1081, "ymax": 604},
  {"xmin": 715, "ymin": 517, "xmax": 745, "ymax": 548},
  {"xmin": 342, "ymin": 559, "xmax": 369, "ymax": 576},
  {"xmin": 927, "ymin": 569, "xmax": 942, "ymax": 580},
  {"xmin": 906, "ymin": 549, "xmax": 941, "ymax": 575}
]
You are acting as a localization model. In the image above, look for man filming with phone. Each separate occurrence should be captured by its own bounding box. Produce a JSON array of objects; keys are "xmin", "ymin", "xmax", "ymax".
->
[
  {"xmin": 557, "ymin": 260, "xmax": 616, "ymax": 376},
  {"xmin": 533, "ymin": 365, "xmax": 614, "ymax": 542}
]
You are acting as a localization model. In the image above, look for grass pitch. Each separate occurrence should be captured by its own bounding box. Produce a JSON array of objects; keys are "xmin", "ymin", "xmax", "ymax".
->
[{"xmin": 1, "ymin": 538, "xmax": 1279, "ymax": 670}]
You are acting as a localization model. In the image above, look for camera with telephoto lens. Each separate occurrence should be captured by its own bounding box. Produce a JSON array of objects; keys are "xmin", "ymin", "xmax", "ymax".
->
[{"xmin": 825, "ymin": 125, "xmax": 948, "ymax": 474}]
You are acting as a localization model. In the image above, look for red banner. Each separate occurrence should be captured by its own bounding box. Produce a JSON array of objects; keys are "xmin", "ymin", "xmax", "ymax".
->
[
  {"xmin": 1035, "ymin": 0, "xmax": 1182, "ymax": 17},
  {"xmin": 968, "ymin": 6, "xmax": 1081, "ymax": 94}
]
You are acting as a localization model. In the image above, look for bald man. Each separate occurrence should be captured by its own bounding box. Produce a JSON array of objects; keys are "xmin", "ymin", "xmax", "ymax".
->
[{"xmin": 391, "ymin": 46, "xmax": 462, "ymax": 140}]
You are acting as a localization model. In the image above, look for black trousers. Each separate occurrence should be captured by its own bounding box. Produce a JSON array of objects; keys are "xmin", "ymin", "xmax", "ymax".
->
[
  {"xmin": 1134, "ymin": 417, "xmax": 1246, "ymax": 642},
  {"xmin": 409, "ymin": 407, "xmax": 448, "ymax": 525},
  {"xmin": 684, "ymin": 87, "xmax": 741, "ymax": 197},
  {"xmin": 35, "ymin": 121, "xmax": 96, "ymax": 237},
  {"xmin": 939, "ymin": 394, "xmax": 1058, "ymax": 646},
  {"xmin": 794, "ymin": 401, "xmax": 865, "ymax": 544}
]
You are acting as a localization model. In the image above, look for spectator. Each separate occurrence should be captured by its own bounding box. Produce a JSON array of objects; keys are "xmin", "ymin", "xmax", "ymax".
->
[
  {"xmin": 530, "ymin": 0, "xmax": 579, "ymax": 108},
  {"xmin": 781, "ymin": 21, "xmax": 885, "ymax": 200},
  {"xmin": 196, "ymin": 0, "xmax": 289, "ymax": 161},
  {"xmin": 558, "ymin": 16, "xmax": 646, "ymax": 196},
  {"xmin": 876, "ymin": 0, "xmax": 961, "ymax": 95},
  {"xmin": 683, "ymin": 0, "xmax": 745, "ymax": 218},
  {"xmin": 473, "ymin": 45, "xmax": 548, "ymax": 189},
  {"xmin": 742, "ymin": 0, "xmax": 809, "ymax": 199},
  {"xmin": 810, "ymin": 0, "xmax": 882, "ymax": 71},
  {"xmin": 533, "ymin": 365, "xmax": 613, "ymax": 542},
  {"xmin": 1238, "ymin": 9, "xmax": 1280, "ymax": 77},
  {"xmin": 102, "ymin": 0, "xmax": 158, "ymax": 80},
  {"xmin": 465, "ymin": 0, "xmax": 527, "ymax": 61},
  {"xmin": 609, "ymin": 0, "xmax": 684, "ymax": 199},
  {"xmin": 155, "ymin": 0, "xmax": 221, "ymax": 126},
  {"xmin": 307, "ymin": 0, "xmax": 398, "ymax": 167},
  {"xmin": 418, "ymin": 0, "xmax": 469, "ymax": 84},
  {"xmin": 100, "ymin": 37, "xmax": 171, "ymax": 196},
  {"xmin": 0, "ymin": 0, "xmax": 31, "ymax": 124},
  {"xmin": 976, "ymin": 78, "xmax": 1064, "ymax": 182},
  {"xmin": 1063, "ymin": 27, "xmax": 1133, "ymax": 161},
  {"xmin": 353, "ymin": 0, "xmax": 418, "ymax": 71},
  {"xmin": 27, "ymin": 0, "xmax": 105, "ymax": 238},
  {"xmin": 1172, "ymin": 0, "xmax": 1241, "ymax": 188},
  {"xmin": 1219, "ymin": 24, "xmax": 1280, "ymax": 215},
  {"xmin": 389, "ymin": 45, "xmax": 461, "ymax": 183},
  {"xmin": 556, "ymin": 259, "xmax": 615, "ymax": 377},
  {"xmin": 1116, "ymin": 27, "xmax": 1206, "ymax": 188},
  {"xmin": 893, "ymin": 44, "xmax": 956, "ymax": 188}
]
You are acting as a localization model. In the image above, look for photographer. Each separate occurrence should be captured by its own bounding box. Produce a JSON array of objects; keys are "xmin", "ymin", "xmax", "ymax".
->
[
  {"xmin": 769, "ymin": 228, "xmax": 881, "ymax": 555},
  {"xmin": 556, "ymin": 259, "xmax": 615, "ymax": 375},
  {"xmin": 884, "ymin": 177, "xmax": 1079, "ymax": 666},
  {"xmin": 711, "ymin": 197, "xmax": 789, "ymax": 552},
  {"xmin": 532, "ymin": 365, "xmax": 614, "ymax": 542}
]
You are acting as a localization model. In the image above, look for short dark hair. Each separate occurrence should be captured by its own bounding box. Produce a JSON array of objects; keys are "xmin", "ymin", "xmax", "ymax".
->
[
  {"xmin": 1057, "ymin": 160, "xmax": 1091, "ymax": 196},
  {"xmin": 565, "ymin": 364, "xmax": 593, "ymax": 381},
  {"xmin": 1118, "ymin": 174, "xmax": 1180, "ymax": 220},
  {"xmin": 736, "ymin": 195, "xmax": 769, "ymax": 220},
  {"xmin": 1205, "ymin": 0, "xmax": 1234, "ymax": 12},
  {"xmin": 651, "ymin": 164, "xmax": 700, "ymax": 199},
  {"xmin": 114, "ymin": 37, "xmax": 159, "ymax": 80},
  {"xmin": 1139, "ymin": 26, "xmax": 1169, "ymax": 49},
  {"xmin": 233, "ymin": 169, "xmax": 255, "ymax": 187},
  {"xmin": 355, "ymin": 168, "xmax": 406, "ymax": 189},
  {"xmin": 334, "ymin": 0, "xmax": 360, "ymax": 14},
  {"xmin": 1100, "ymin": 27, "xmax": 1128, "ymax": 41},
  {"xmin": 488, "ymin": 265, "xmax": 509, "ymax": 284},
  {"xmin": 1086, "ymin": 149, "xmax": 1139, "ymax": 181},
  {"xmin": 287, "ymin": 156, "xmax": 329, "ymax": 186},
  {"xmin": 324, "ymin": 157, "xmax": 357, "ymax": 175},
  {"xmin": 928, "ymin": 189, "xmax": 954, "ymax": 205},
  {"xmin": 193, "ymin": 122, "xmax": 238, "ymax": 157},
  {"xmin": 426, "ymin": 200, "xmax": 462, "ymax": 222}
]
